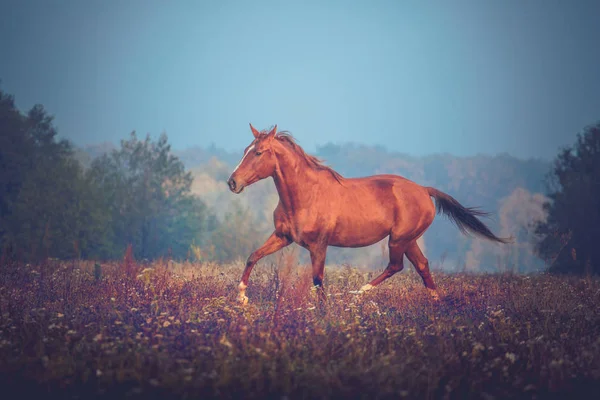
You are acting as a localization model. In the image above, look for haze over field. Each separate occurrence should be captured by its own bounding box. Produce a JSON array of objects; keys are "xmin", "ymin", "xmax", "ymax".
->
[
  {"xmin": 76, "ymin": 141, "xmax": 551, "ymax": 272},
  {"xmin": 2, "ymin": 0, "xmax": 599, "ymax": 272},
  {"xmin": 2, "ymin": 0, "xmax": 600, "ymax": 159}
]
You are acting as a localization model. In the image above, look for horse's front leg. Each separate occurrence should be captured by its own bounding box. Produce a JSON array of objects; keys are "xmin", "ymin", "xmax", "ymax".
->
[
  {"xmin": 238, "ymin": 232, "xmax": 291, "ymax": 304},
  {"xmin": 309, "ymin": 246, "xmax": 328, "ymax": 305}
]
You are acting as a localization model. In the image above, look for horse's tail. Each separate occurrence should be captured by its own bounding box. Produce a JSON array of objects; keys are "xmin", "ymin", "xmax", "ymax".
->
[{"xmin": 426, "ymin": 187, "xmax": 513, "ymax": 244}]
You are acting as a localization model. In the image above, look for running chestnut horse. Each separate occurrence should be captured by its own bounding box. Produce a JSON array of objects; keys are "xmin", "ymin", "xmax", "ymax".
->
[{"xmin": 227, "ymin": 124, "xmax": 511, "ymax": 304}]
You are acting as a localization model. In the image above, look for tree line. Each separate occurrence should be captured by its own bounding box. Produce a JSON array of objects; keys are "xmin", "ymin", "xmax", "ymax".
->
[
  {"xmin": 0, "ymin": 88, "xmax": 259, "ymax": 263},
  {"xmin": 534, "ymin": 122, "xmax": 600, "ymax": 274},
  {"xmin": 1, "ymin": 87, "xmax": 599, "ymax": 274}
]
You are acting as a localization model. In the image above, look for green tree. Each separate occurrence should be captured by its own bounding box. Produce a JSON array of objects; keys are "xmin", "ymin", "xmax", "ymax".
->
[
  {"xmin": 0, "ymin": 89, "xmax": 27, "ymax": 243},
  {"xmin": 88, "ymin": 132, "xmax": 213, "ymax": 259},
  {"xmin": 535, "ymin": 122, "xmax": 600, "ymax": 274},
  {"xmin": 0, "ymin": 89, "xmax": 107, "ymax": 261}
]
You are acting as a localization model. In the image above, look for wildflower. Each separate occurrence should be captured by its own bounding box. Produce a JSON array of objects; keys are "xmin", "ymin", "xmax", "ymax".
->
[
  {"xmin": 549, "ymin": 359, "xmax": 564, "ymax": 368},
  {"xmin": 220, "ymin": 335, "xmax": 233, "ymax": 348},
  {"xmin": 472, "ymin": 342, "xmax": 485, "ymax": 357},
  {"xmin": 163, "ymin": 321, "xmax": 171, "ymax": 328},
  {"xmin": 57, "ymin": 313, "xmax": 64, "ymax": 318},
  {"xmin": 505, "ymin": 352, "xmax": 517, "ymax": 364}
]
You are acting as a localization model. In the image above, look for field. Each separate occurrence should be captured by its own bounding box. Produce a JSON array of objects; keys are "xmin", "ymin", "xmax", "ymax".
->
[{"xmin": 1, "ymin": 254, "xmax": 599, "ymax": 400}]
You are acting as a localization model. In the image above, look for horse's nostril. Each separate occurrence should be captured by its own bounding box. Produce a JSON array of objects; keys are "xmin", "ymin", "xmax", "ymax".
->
[{"xmin": 228, "ymin": 178, "xmax": 236, "ymax": 191}]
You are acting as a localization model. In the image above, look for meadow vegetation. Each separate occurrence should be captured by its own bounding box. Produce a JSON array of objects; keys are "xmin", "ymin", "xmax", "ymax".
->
[{"xmin": 1, "ymin": 254, "xmax": 599, "ymax": 399}]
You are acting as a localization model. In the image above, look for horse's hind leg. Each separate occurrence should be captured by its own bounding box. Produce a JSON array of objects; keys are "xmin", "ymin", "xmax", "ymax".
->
[
  {"xmin": 356, "ymin": 240, "xmax": 406, "ymax": 293},
  {"xmin": 405, "ymin": 240, "xmax": 439, "ymax": 301}
]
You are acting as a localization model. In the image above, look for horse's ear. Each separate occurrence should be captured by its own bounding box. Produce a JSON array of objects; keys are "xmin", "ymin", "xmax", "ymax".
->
[
  {"xmin": 266, "ymin": 125, "xmax": 277, "ymax": 141},
  {"xmin": 249, "ymin": 123, "xmax": 260, "ymax": 138}
]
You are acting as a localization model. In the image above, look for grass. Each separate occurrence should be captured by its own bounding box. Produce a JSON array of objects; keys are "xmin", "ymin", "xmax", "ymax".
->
[{"xmin": 0, "ymin": 254, "xmax": 599, "ymax": 399}]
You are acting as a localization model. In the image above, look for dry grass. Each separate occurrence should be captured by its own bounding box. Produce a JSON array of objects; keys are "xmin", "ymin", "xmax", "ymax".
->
[{"xmin": 0, "ymin": 255, "xmax": 599, "ymax": 399}]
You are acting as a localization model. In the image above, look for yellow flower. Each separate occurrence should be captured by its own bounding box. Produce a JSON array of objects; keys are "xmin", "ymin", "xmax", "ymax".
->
[{"xmin": 505, "ymin": 352, "xmax": 517, "ymax": 364}]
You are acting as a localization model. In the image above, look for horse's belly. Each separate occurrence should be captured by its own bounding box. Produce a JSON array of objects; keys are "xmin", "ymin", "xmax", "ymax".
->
[{"xmin": 329, "ymin": 219, "xmax": 390, "ymax": 248}]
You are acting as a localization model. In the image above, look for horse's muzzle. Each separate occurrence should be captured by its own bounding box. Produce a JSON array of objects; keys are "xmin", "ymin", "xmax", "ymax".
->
[{"xmin": 227, "ymin": 177, "xmax": 243, "ymax": 193}]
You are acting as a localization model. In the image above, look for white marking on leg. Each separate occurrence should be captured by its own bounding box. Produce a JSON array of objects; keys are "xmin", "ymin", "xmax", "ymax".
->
[
  {"xmin": 349, "ymin": 283, "xmax": 374, "ymax": 295},
  {"xmin": 359, "ymin": 283, "xmax": 374, "ymax": 293},
  {"xmin": 232, "ymin": 145, "xmax": 255, "ymax": 174},
  {"xmin": 237, "ymin": 282, "xmax": 249, "ymax": 305}
]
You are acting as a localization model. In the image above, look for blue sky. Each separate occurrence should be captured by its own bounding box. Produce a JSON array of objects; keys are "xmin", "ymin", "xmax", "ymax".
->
[{"xmin": 1, "ymin": 0, "xmax": 599, "ymax": 159}]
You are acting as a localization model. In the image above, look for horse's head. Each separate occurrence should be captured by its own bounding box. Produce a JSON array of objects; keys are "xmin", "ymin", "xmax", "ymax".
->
[{"xmin": 227, "ymin": 124, "xmax": 279, "ymax": 194}]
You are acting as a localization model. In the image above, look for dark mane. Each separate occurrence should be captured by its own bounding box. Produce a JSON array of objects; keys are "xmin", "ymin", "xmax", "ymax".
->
[{"xmin": 258, "ymin": 130, "xmax": 344, "ymax": 183}]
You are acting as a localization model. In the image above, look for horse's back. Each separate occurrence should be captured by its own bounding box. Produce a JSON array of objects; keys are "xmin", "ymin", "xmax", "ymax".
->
[
  {"xmin": 345, "ymin": 174, "xmax": 431, "ymax": 204},
  {"xmin": 364, "ymin": 175, "xmax": 435, "ymax": 241}
]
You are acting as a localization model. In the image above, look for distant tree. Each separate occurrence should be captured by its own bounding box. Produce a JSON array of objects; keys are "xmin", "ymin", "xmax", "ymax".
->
[
  {"xmin": 0, "ymin": 89, "xmax": 106, "ymax": 261},
  {"xmin": 206, "ymin": 199, "xmax": 262, "ymax": 263},
  {"xmin": 0, "ymin": 89, "xmax": 27, "ymax": 242},
  {"xmin": 535, "ymin": 122, "xmax": 600, "ymax": 274},
  {"xmin": 466, "ymin": 187, "xmax": 548, "ymax": 273},
  {"xmin": 88, "ymin": 132, "xmax": 213, "ymax": 259}
]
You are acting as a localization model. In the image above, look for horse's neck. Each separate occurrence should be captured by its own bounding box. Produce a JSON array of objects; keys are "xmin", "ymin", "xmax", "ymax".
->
[{"xmin": 272, "ymin": 150, "xmax": 322, "ymax": 213}]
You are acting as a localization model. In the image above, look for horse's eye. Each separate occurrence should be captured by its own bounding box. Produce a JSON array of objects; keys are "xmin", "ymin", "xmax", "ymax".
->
[{"xmin": 256, "ymin": 151, "xmax": 262, "ymax": 156}]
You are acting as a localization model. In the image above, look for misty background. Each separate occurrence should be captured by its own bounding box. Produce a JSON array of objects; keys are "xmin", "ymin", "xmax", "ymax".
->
[{"xmin": 2, "ymin": 1, "xmax": 600, "ymax": 272}]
